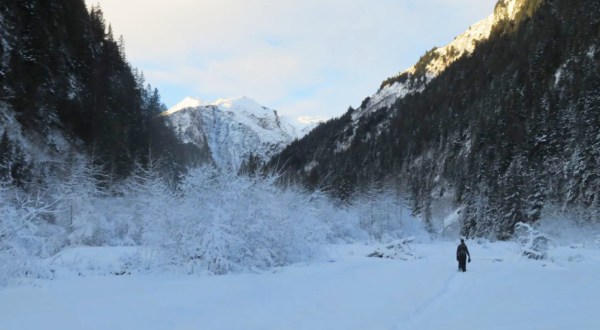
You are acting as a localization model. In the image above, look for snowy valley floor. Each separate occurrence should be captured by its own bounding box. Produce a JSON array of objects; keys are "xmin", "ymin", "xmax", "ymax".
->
[{"xmin": 1, "ymin": 241, "xmax": 600, "ymax": 330}]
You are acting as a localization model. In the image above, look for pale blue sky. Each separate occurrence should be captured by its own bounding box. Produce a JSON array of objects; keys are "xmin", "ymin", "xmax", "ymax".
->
[{"xmin": 86, "ymin": 0, "xmax": 497, "ymax": 123}]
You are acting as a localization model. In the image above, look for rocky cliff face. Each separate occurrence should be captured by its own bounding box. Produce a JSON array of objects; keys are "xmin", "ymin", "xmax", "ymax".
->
[{"xmin": 164, "ymin": 97, "xmax": 298, "ymax": 171}]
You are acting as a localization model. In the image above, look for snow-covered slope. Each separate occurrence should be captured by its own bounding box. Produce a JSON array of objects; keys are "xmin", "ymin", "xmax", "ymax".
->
[
  {"xmin": 163, "ymin": 97, "xmax": 299, "ymax": 171},
  {"xmin": 355, "ymin": 0, "xmax": 531, "ymax": 121},
  {"xmin": 163, "ymin": 96, "xmax": 203, "ymax": 115},
  {"xmin": 325, "ymin": 0, "xmax": 539, "ymax": 155},
  {"xmin": 0, "ymin": 101, "xmax": 79, "ymax": 166}
]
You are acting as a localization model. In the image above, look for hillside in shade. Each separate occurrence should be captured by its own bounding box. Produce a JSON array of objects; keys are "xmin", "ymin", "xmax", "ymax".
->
[
  {"xmin": 0, "ymin": 0, "xmax": 195, "ymax": 185},
  {"xmin": 271, "ymin": 0, "xmax": 600, "ymax": 239}
]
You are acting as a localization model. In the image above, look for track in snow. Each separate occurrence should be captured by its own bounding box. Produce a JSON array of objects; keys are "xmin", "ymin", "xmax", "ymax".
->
[
  {"xmin": 397, "ymin": 271, "xmax": 463, "ymax": 330},
  {"xmin": 1, "ymin": 242, "xmax": 600, "ymax": 330}
]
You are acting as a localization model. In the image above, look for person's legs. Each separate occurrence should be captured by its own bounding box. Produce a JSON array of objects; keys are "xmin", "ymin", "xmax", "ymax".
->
[{"xmin": 458, "ymin": 256, "xmax": 466, "ymax": 272}]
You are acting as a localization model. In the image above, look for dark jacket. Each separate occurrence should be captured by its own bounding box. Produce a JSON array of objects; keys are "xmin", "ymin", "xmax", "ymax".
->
[{"xmin": 456, "ymin": 243, "xmax": 470, "ymax": 259}]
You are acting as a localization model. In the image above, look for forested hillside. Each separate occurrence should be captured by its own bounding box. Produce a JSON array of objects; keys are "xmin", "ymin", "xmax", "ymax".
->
[
  {"xmin": 0, "ymin": 0, "xmax": 215, "ymax": 285},
  {"xmin": 271, "ymin": 0, "xmax": 600, "ymax": 239},
  {"xmin": 0, "ymin": 0, "xmax": 199, "ymax": 185}
]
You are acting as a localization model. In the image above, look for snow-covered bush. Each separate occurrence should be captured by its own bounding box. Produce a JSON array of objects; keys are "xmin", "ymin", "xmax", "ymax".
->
[
  {"xmin": 143, "ymin": 167, "xmax": 329, "ymax": 275},
  {"xmin": 0, "ymin": 185, "xmax": 53, "ymax": 285},
  {"xmin": 118, "ymin": 161, "xmax": 177, "ymax": 246},
  {"xmin": 514, "ymin": 222, "xmax": 551, "ymax": 260},
  {"xmin": 1, "ymin": 155, "xmax": 429, "ymax": 282},
  {"xmin": 367, "ymin": 237, "xmax": 417, "ymax": 260},
  {"xmin": 346, "ymin": 187, "xmax": 423, "ymax": 242},
  {"xmin": 476, "ymin": 237, "xmax": 491, "ymax": 249},
  {"xmin": 317, "ymin": 203, "xmax": 368, "ymax": 243},
  {"xmin": 537, "ymin": 207, "xmax": 600, "ymax": 249},
  {"xmin": 48, "ymin": 155, "xmax": 111, "ymax": 247}
]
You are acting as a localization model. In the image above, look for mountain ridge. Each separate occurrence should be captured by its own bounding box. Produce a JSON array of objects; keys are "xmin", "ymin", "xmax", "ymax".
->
[
  {"xmin": 163, "ymin": 96, "xmax": 298, "ymax": 171},
  {"xmin": 270, "ymin": 0, "xmax": 600, "ymax": 238},
  {"xmin": 357, "ymin": 0, "xmax": 541, "ymax": 123}
]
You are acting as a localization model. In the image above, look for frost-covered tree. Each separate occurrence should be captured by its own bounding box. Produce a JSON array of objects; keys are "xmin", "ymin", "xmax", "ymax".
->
[
  {"xmin": 48, "ymin": 154, "xmax": 109, "ymax": 246},
  {"xmin": 118, "ymin": 158, "xmax": 175, "ymax": 246},
  {"xmin": 514, "ymin": 222, "xmax": 551, "ymax": 260},
  {"xmin": 0, "ymin": 183, "xmax": 54, "ymax": 285},
  {"xmin": 354, "ymin": 184, "xmax": 409, "ymax": 241},
  {"xmin": 142, "ymin": 166, "xmax": 333, "ymax": 274},
  {"xmin": 495, "ymin": 156, "xmax": 528, "ymax": 239}
]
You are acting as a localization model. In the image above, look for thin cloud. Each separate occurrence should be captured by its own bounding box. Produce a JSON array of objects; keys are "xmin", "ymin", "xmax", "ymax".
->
[{"xmin": 86, "ymin": 0, "xmax": 497, "ymax": 120}]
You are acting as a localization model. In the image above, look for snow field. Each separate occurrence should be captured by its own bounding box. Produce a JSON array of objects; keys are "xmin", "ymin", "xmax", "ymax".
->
[{"xmin": 1, "ymin": 241, "xmax": 599, "ymax": 330}]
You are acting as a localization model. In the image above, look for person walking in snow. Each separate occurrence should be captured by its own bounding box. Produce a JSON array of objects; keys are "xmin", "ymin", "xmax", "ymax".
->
[{"xmin": 456, "ymin": 239, "xmax": 471, "ymax": 272}]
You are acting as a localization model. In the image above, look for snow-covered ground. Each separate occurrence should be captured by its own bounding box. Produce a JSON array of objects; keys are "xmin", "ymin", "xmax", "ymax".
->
[{"xmin": 1, "ymin": 240, "xmax": 599, "ymax": 330}]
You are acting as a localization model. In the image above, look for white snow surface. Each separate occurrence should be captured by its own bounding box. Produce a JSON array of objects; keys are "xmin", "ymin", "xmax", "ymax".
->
[
  {"xmin": 163, "ymin": 96, "xmax": 298, "ymax": 170},
  {"xmin": 163, "ymin": 96, "xmax": 204, "ymax": 115},
  {"xmin": 2, "ymin": 240, "xmax": 599, "ymax": 330},
  {"xmin": 353, "ymin": 81, "xmax": 413, "ymax": 122}
]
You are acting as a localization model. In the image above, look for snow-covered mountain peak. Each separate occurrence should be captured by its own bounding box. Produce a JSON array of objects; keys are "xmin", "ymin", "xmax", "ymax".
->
[
  {"xmin": 211, "ymin": 96, "xmax": 265, "ymax": 112},
  {"xmin": 208, "ymin": 96, "xmax": 280, "ymax": 129},
  {"xmin": 164, "ymin": 96, "xmax": 203, "ymax": 115},
  {"xmin": 163, "ymin": 97, "xmax": 298, "ymax": 171}
]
